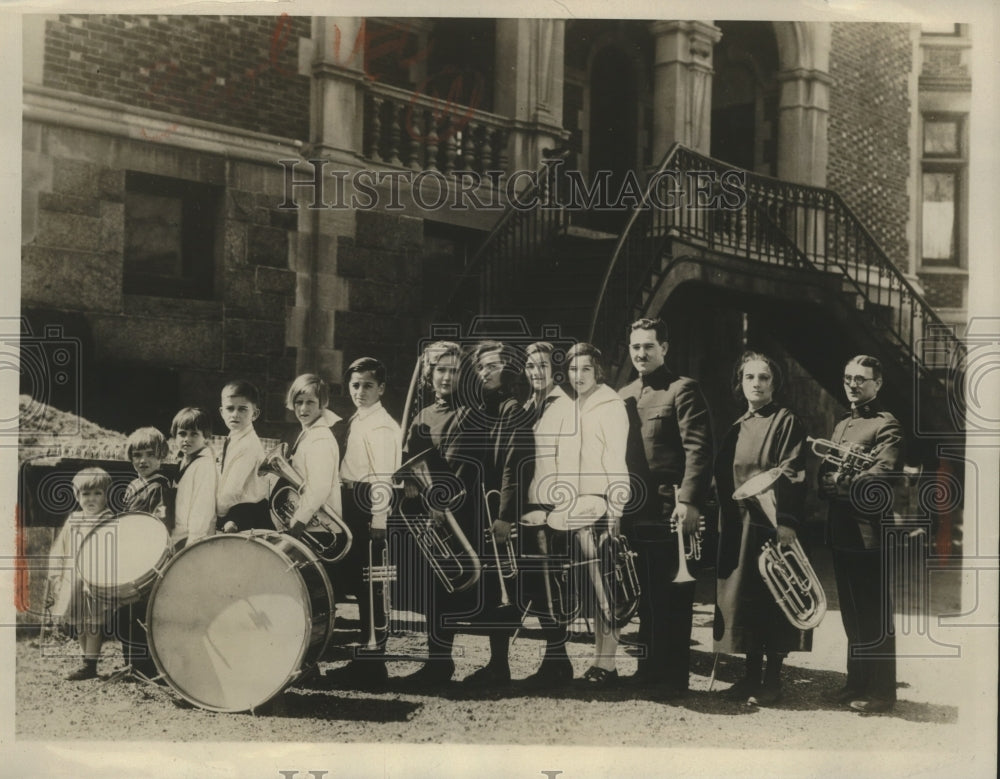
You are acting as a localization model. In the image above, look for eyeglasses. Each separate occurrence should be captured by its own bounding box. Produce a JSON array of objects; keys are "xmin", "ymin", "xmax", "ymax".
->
[{"xmin": 843, "ymin": 375, "xmax": 875, "ymax": 386}]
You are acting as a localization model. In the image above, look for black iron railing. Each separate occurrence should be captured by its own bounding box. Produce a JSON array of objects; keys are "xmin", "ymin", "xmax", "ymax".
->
[{"xmin": 588, "ymin": 144, "xmax": 965, "ymax": 386}]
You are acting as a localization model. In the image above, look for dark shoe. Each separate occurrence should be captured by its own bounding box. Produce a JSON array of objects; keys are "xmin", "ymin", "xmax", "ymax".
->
[
  {"xmin": 723, "ymin": 677, "xmax": 761, "ymax": 700},
  {"xmin": 582, "ymin": 666, "xmax": 619, "ymax": 686},
  {"xmin": 462, "ymin": 663, "xmax": 512, "ymax": 688},
  {"xmin": 747, "ymin": 686, "xmax": 783, "ymax": 706},
  {"xmin": 850, "ymin": 697, "xmax": 894, "ymax": 714},
  {"xmin": 522, "ymin": 658, "xmax": 573, "ymax": 690},
  {"xmin": 827, "ymin": 686, "xmax": 865, "ymax": 705},
  {"xmin": 66, "ymin": 663, "xmax": 98, "ymax": 681},
  {"xmin": 403, "ymin": 659, "xmax": 455, "ymax": 687},
  {"xmin": 323, "ymin": 660, "xmax": 388, "ymax": 690}
]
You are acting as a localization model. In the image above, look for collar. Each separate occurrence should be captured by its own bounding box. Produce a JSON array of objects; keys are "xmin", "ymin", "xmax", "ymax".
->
[
  {"xmin": 639, "ymin": 365, "xmax": 674, "ymax": 390},
  {"xmin": 578, "ymin": 383, "xmax": 619, "ymax": 412},
  {"xmin": 351, "ymin": 401, "xmax": 384, "ymax": 423},
  {"xmin": 737, "ymin": 400, "xmax": 779, "ymax": 423},
  {"xmin": 527, "ymin": 385, "xmax": 569, "ymax": 411},
  {"xmin": 303, "ymin": 408, "xmax": 341, "ymax": 430},
  {"xmin": 226, "ymin": 424, "xmax": 255, "ymax": 444},
  {"xmin": 847, "ymin": 399, "xmax": 881, "ymax": 419}
]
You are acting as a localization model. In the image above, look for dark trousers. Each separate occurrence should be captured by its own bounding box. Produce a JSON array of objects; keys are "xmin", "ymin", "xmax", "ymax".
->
[
  {"xmin": 833, "ymin": 547, "xmax": 896, "ymax": 700},
  {"xmin": 338, "ymin": 485, "xmax": 387, "ymax": 655},
  {"xmin": 116, "ymin": 598, "xmax": 156, "ymax": 675},
  {"xmin": 218, "ymin": 500, "xmax": 270, "ymax": 532},
  {"xmin": 634, "ymin": 536, "xmax": 696, "ymax": 690}
]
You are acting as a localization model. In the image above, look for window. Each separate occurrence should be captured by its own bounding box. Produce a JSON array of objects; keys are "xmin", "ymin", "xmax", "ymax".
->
[
  {"xmin": 124, "ymin": 172, "xmax": 222, "ymax": 299},
  {"xmin": 920, "ymin": 114, "xmax": 965, "ymax": 268},
  {"xmin": 920, "ymin": 23, "xmax": 961, "ymax": 36}
]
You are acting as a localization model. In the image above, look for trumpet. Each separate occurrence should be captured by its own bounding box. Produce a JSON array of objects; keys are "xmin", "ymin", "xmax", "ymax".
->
[
  {"xmin": 258, "ymin": 444, "xmax": 353, "ymax": 563},
  {"xmin": 392, "ymin": 448, "xmax": 482, "ymax": 594},
  {"xmin": 807, "ymin": 436, "xmax": 876, "ymax": 483},
  {"xmin": 665, "ymin": 484, "xmax": 703, "ymax": 584},
  {"xmin": 733, "ymin": 467, "xmax": 827, "ymax": 630},
  {"xmin": 482, "ymin": 488, "xmax": 517, "ymax": 608},
  {"xmin": 362, "ymin": 539, "xmax": 396, "ymax": 650}
]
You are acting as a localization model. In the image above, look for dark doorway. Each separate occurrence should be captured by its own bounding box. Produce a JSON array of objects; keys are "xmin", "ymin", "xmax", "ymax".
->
[{"xmin": 587, "ymin": 46, "xmax": 637, "ymax": 233}]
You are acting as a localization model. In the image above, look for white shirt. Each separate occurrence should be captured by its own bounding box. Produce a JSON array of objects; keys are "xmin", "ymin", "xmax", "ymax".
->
[
  {"xmin": 339, "ymin": 401, "xmax": 402, "ymax": 525},
  {"xmin": 289, "ymin": 408, "xmax": 342, "ymax": 529},
  {"xmin": 525, "ymin": 385, "xmax": 577, "ymax": 509},
  {"xmin": 173, "ymin": 446, "xmax": 218, "ymax": 546},
  {"xmin": 216, "ymin": 424, "xmax": 268, "ymax": 517}
]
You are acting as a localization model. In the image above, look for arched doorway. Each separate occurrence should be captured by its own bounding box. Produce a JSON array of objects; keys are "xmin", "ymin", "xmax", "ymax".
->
[
  {"xmin": 587, "ymin": 44, "xmax": 638, "ymax": 232},
  {"xmin": 711, "ymin": 22, "xmax": 780, "ymax": 174}
]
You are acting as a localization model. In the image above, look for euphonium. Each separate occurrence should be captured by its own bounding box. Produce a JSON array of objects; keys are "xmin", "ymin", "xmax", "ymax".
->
[
  {"xmin": 363, "ymin": 539, "xmax": 396, "ymax": 650},
  {"xmin": 392, "ymin": 448, "xmax": 482, "ymax": 593},
  {"xmin": 732, "ymin": 467, "xmax": 827, "ymax": 631},
  {"xmin": 602, "ymin": 532, "xmax": 640, "ymax": 629},
  {"xmin": 258, "ymin": 443, "xmax": 353, "ymax": 563},
  {"xmin": 807, "ymin": 436, "xmax": 876, "ymax": 483}
]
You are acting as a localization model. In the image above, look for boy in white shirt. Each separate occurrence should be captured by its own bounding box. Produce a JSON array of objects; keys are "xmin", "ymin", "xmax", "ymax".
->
[
  {"xmin": 170, "ymin": 407, "xmax": 218, "ymax": 549},
  {"xmin": 216, "ymin": 380, "xmax": 269, "ymax": 532},
  {"xmin": 325, "ymin": 357, "xmax": 402, "ymax": 689}
]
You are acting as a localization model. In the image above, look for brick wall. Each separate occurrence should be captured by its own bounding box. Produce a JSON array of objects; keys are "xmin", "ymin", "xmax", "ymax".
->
[
  {"xmin": 42, "ymin": 14, "xmax": 311, "ymax": 141},
  {"xmin": 827, "ymin": 23, "xmax": 913, "ymax": 273},
  {"xmin": 21, "ymin": 122, "xmax": 298, "ymax": 439},
  {"xmin": 917, "ymin": 273, "xmax": 966, "ymax": 309}
]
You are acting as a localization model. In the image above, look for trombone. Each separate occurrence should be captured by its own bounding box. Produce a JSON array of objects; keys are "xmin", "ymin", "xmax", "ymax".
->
[{"xmin": 482, "ymin": 487, "xmax": 518, "ymax": 608}]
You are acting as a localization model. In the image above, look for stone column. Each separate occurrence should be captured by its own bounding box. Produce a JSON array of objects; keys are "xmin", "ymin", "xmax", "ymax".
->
[
  {"xmin": 650, "ymin": 20, "xmax": 722, "ymax": 160},
  {"xmin": 494, "ymin": 18, "xmax": 567, "ymax": 172},
  {"xmin": 774, "ymin": 22, "xmax": 832, "ymax": 187},
  {"xmin": 308, "ymin": 17, "xmax": 368, "ymax": 164}
]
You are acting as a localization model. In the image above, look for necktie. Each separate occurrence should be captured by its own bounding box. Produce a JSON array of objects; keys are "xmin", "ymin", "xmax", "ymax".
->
[{"xmin": 220, "ymin": 437, "xmax": 230, "ymax": 471}]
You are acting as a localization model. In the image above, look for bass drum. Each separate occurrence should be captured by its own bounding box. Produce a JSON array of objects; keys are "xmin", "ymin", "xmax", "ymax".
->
[
  {"xmin": 77, "ymin": 512, "xmax": 172, "ymax": 605},
  {"xmin": 146, "ymin": 531, "xmax": 334, "ymax": 713}
]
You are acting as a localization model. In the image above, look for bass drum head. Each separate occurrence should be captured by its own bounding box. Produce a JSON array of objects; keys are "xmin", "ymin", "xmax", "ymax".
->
[
  {"xmin": 77, "ymin": 512, "xmax": 170, "ymax": 604},
  {"xmin": 147, "ymin": 533, "xmax": 332, "ymax": 712}
]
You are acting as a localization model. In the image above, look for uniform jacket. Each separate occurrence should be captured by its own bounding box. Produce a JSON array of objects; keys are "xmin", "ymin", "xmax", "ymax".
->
[
  {"xmin": 819, "ymin": 399, "xmax": 902, "ymax": 550},
  {"xmin": 619, "ymin": 366, "xmax": 714, "ymax": 511}
]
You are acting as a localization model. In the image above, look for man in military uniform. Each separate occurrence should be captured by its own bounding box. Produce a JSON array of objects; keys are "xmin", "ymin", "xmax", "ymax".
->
[
  {"xmin": 619, "ymin": 317, "xmax": 713, "ymax": 698},
  {"xmin": 820, "ymin": 354, "xmax": 902, "ymax": 714}
]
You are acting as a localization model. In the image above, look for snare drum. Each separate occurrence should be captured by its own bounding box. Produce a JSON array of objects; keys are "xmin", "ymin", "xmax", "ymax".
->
[
  {"xmin": 77, "ymin": 512, "xmax": 172, "ymax": 605},
  {"xmin": 146, "ymin": 531, "xmax": 334, "ymax": 713}
]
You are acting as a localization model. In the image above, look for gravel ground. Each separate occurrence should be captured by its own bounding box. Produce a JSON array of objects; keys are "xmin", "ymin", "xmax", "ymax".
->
[{"xmin": 11, "ymin": 562, "xmax": 996, "ymax": 779}]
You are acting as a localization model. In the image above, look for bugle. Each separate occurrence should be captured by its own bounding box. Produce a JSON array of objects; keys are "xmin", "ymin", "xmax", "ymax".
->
[
  {"xmin": 258, "ymin": 443, "xmax": 353, "ymax": 563},
  {"xmin": 392, "ymin": 448, "xmax": 482, "ymax": 593},
  {"xmin": 362, "ymin": 539, "xmax": 396, "ymax": 650},
  {"xmin": 732, "ymin": 467, "xmax": 827, "ymax": 630}
]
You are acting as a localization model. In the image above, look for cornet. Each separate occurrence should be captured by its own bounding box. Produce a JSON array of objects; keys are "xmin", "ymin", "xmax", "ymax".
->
[
  {"xmin": 732, "ymin": 467, "xmax": 827, "ymax": 630},
  {"xmin": 362, "ymin": 539, "xmax": 397, "ymax": 650},
  {"xmin": 258, "ymin": 444, "xmax": 353, "ymax": 563},
  {"xmin": 807, "ymin": 436, "xmax": 876, "ymax": 483},
  {"xmin": 663, "ymin": 484, "xmax": 704, "ymax": 584}
]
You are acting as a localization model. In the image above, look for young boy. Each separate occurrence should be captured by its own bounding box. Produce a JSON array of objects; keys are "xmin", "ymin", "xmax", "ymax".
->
[
  {"xmin": 170, "ymin": 407, "xmax": 218, "ymax": 550},
  {"xmin": 325, "ymin": 357, "xmax": 402, "ymax": 689},
  {"xmin": 216, "ymin": 380, "xmax": 269, "ymax": 532},
  {"xmin": 46, "ymin": 467, "xmax": 115, "ymax": 680},
  {"xmin": 117, "ymin": 426, "xmax": 174, "ymax": 677}
]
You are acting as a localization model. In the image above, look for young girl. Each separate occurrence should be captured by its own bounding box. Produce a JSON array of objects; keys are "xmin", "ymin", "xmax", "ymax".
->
[
  {"xmin": 46, "ymin": 467, "xmax": 115, "ymax": 680},
  {"xmin": 170, "ymin": 407, "xmax": 217, "ymax": 550},
  {"xmin": 284, "ymin": 373, "xmax": 343, "ymax": 538}
]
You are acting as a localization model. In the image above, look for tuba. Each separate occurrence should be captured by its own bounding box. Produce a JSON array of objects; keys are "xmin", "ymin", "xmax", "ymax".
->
[
  {"xmin": 258, "ymin": 443, "xmax": 354, "ymax": 563},
  {"xmin": 393, "ymin": 447, "xmax": 482, "ymax": 593},
  {"xmin": 732, "ymin": 467, "xmax": 827, "ymax": 631}
]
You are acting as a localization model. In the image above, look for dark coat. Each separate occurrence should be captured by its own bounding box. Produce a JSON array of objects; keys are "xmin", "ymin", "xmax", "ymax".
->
[{"xmin": 713, "ymin": 402, "xmax": 811, "ymax": 654}]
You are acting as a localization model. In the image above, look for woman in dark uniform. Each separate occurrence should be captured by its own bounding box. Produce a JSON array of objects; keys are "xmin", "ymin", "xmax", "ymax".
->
[{"xmin": 713, "ymin": 351, "xmax": 811, "ymax": 706}]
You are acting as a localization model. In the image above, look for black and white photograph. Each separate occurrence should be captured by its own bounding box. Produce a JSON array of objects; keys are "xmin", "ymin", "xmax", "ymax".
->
[{"xmin": 2, "ymin": 2, "xmax": 998, "ymax": 777}]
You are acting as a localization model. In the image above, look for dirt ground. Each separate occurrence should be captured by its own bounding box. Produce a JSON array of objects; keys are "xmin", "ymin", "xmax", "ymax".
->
[{"xmin": 10, "ymin": 553, "xmax": 996, "ymax": 779}]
